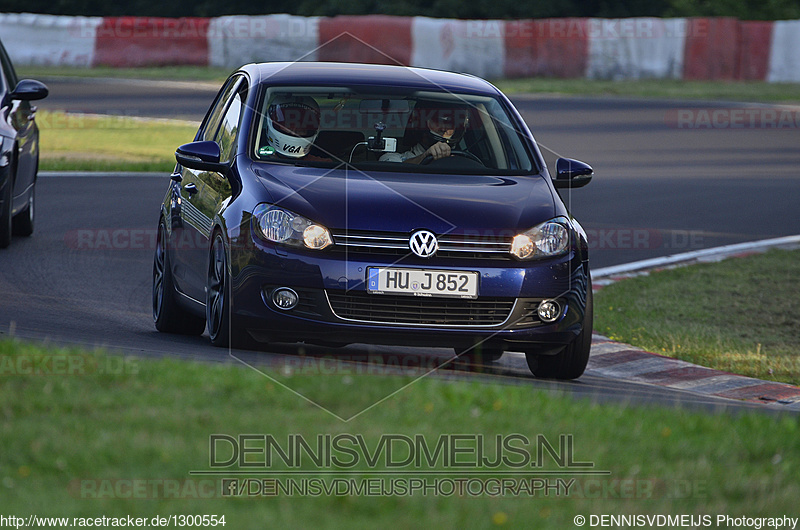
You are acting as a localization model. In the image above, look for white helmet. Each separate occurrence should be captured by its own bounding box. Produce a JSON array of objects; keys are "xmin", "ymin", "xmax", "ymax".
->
[{"xmin": 266, "ymin": 96, "xmax": 321, "ymax": 158}]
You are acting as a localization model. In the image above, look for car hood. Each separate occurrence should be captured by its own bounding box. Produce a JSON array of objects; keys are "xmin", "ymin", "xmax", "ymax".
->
[{"xmin": 251, "ymin": 164, "xmax": 556, "ymax": 233}]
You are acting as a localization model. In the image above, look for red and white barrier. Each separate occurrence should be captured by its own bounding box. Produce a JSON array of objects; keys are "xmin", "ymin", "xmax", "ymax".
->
[
  {"xmin": 94, "ymin": 17, "xmax": 209, "ymax": 67},
  {"xmin": 208, "ymin": 15, "xmax": 319, "ymax": 68},
  {"xmin": 683, "ymin": 18, "xmax": 739, "ymax": 80},
  {"xmin": 738, "ymin": 21, "xmax": 773, "ymax": 81},
  {"xmin": 0, "ymin": 13, "xmax": 101, "ymax": 67},
  {"xmin": 412, "ymin": 17, "xmax": 505, "ymax": 79},
  {"xmin": 768, "ymin": 20, "xmax": 800, "ymax": 83},
  {"xmin": 318, "ymin": 15, "xmax": 412, "ymax": 66},
  {"xmin": 504, "ymin": 19, "xmax": 589, "ymax": 79},
  {"xmin": 586, "ymin": 18, "xmax": 687, "ymax": 80},
  {"xmin": 1, "ymin": 13, "xmax": 798, "ymax": 83}
]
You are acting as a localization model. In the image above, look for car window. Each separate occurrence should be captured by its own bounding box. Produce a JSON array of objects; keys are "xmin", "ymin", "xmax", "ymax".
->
[
  {"xmin": 0, "ymin": 41, "xmax": 18, "ymax": 93},
  {"xmin": 216, "ymin": 90, "xmax": 245, "ymax": 163},
  {"xmin": 251, "ymin": 86, "xmax": 536, "ymax": 175},
  {"xmin": 201, "ymin": 76, "xmax": 242, "ymax": 143}
]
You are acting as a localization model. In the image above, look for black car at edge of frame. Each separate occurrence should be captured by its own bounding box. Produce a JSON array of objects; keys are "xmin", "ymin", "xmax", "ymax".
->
[{"xmin": 0, "ymin": 37, "xmax": 48, "ymax": 249}]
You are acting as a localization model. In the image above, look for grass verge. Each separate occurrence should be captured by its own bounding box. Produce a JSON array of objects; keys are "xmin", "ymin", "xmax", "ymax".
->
[
  {"xmin": 594, "ymin": 249, "xmax": 800, "ymax": 386},
  {"xmin": 18, "ymin": 65, "xmax": 800, "ymax": 104},
  {"xmin": 37, "ymin": 110, "xmax": 197, "ymax": 173},
  {"xmin": 18, "ymin": 65, "xmax": 232, "ymax": 83},
  {"xmin": 1, "ymin": 338, "xmax": 798, "ymax": 525},
  {"xmin": 0, "ymin": 340, "xmax": 800, "ymax": 529}
]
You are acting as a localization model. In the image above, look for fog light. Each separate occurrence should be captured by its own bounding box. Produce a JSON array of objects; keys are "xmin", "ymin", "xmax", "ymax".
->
[
  {"xmin": 537, "ymin": 300, "xmax": 561, "ymax": 323},
  {"xmin": 272, "ymin": 288, "xmax": 299, "ymax": 310}
]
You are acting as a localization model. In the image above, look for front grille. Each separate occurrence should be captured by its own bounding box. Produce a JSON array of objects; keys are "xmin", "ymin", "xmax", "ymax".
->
[
  {"xmin": 517, "ymin": 300, "xmax": 543, "ymax": 326},
  {"xmin": 294, "ymin": 288, "xmax": 323, "ymax": 316},
  {"xmin": 330, "ymin": 230, "xmax": 513, "ymax": 259},
  {"xmin": 327, "ymin": 291, "xmax": 515, "ymax": 326}
]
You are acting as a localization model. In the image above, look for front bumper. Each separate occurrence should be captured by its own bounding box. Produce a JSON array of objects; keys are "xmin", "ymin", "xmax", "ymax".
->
[{"xmin": 228, "ymin": 241, "xmax": 590, "ymax": 353}]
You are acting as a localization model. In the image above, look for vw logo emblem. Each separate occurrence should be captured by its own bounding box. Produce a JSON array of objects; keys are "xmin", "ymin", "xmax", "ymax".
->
[{"xmin": 409, "ymin": 230, "xmax": 438, "ymax": 258}]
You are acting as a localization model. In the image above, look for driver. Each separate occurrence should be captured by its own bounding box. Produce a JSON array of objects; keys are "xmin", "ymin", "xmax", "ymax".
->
[
  {"xmin": 262, "ymin": 95, "xmax": 330, "ymax": 162},
  {"xmin": 380, "ymin": 103, "xmax": 469, "ymax": 164}
]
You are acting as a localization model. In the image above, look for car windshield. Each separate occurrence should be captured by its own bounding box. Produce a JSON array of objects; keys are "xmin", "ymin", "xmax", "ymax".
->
[{"xmin": 251, "ymin": 86, "xmax": 536, "ymax": 174}]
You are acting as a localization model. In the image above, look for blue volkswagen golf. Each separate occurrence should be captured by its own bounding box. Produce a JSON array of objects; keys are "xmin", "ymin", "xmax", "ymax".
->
[{"xmin": 153, "ymin": 62, "xmax": 594, "ymax": 379}]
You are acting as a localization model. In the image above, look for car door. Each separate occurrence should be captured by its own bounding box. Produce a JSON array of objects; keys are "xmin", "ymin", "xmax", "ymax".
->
[
  {"xmin": 0, "ymin": 42, "xmax": 37, "ymax": 207},
  {"xmin": 171, "ymin": 75, "xmax": 244, "ymax": 302}
]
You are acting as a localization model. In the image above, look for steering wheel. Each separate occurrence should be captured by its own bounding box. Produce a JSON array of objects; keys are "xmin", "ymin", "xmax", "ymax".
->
[{"xmin": 420, "ymin": 150, "xmax": 483, "ymax": 166}]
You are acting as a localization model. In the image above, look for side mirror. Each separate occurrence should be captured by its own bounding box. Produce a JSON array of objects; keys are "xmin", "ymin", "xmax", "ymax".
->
[
  {"xmin": 9, "ymin": 79, "xmax": 49, "ymax": 101},
  {"xmin": 175, "ymin": 141, "xmax": 228, "ymax": 173},
  {"xmin": 553, "ymin": 158, "xmax": 593, "ymax": 189}
]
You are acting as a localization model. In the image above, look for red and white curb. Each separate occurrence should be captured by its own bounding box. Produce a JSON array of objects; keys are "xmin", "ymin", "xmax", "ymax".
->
[
  {"xmin": 589, "ymin": 235, "xmax": 800, "ymax": 409},
  {"xmin": 587, "ymin": 337, "xmax": 800, "ymax": 409}
]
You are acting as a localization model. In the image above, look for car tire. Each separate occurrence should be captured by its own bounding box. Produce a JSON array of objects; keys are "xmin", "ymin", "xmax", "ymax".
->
[
  {"xmin": 526, "ymin": 286, "xmax": 593, "ymax": 380},
  {"xmin": 12, "ymin": 186, "xmax": 34, "ymax": 237},
  {"xmin": 206, "ymin": 231, "xmax": 256, "ymax": 349},
  {"xmin": 153, "ymin": 220, "xmax": 206, "ymax": 335},
  {"xmin": 0, "ymin": 176, "xmax": 12, "ymax": 249}
]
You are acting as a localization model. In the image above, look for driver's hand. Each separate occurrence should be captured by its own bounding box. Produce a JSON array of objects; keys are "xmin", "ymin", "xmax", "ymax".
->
[{"xmin": 425, "ymin": 142, "xmax": 451, "ymax": 160}]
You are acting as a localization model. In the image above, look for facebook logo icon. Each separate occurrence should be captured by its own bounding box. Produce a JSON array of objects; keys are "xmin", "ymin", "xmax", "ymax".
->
[{"xmin": 221, "ymin": 479, "xmax": 238, "ymax": 497}]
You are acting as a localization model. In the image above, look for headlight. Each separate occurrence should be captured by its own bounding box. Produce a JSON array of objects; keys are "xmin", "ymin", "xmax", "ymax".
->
[
  {"xmin": 253, "ymin": 204, "xmax": 332, "ymax": 250},
  {"xmin": 510, "ymin": 218, "xmax": 570, "ymax": 260}
]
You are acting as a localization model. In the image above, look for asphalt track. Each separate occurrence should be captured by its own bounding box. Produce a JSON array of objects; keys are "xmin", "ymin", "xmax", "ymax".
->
[
  {"xmin": 2, "ymin": 77, "xmax": 798, "ymax": 414},
  {"xmin": 40, "ymin": 77, "xmax": 800, "ymax": 269}
]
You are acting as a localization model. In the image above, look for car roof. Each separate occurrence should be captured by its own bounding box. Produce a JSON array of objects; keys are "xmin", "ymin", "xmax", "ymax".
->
[{"xmin": 239, "ymin": 62, "xmax": 501, "ymax": 96}]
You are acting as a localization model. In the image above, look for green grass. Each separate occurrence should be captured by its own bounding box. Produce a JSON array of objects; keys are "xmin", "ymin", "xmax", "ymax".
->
[
  {"xmin": 18, "ymin": 65, "xmax": 800, "ymax": 104},
  {"xmin": 493, "ymin": 78, "xmax": 800, "ymax": 104},
  {"xmin": 1, "ymin": 338, "xmax": 798, "ymax": 526},
  {"xmin": 18, "ymin": 65, "xmax": 232, "ymax": 83},
  {"xmin": 594, "ymin": 249, "xmax": 800, "ymax": 386},
  {"xmin": 37, "ymin": 110, "xmax": 198, "ymax": 172}
]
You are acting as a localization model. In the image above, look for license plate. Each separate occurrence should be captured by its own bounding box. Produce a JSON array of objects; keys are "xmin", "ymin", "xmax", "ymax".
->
[{"xmin": 366, "ymin": 268, "xmax": 479, "ymax": 299}]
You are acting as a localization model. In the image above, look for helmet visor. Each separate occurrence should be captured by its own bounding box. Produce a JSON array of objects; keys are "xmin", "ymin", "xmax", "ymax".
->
[
  {"xmin": 425, "ymin": 108, "xmax": 469, "ymax": 144},
  {"xmin": 268, "ymin": 101, "xmax": 320, "ymax": 138}
]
